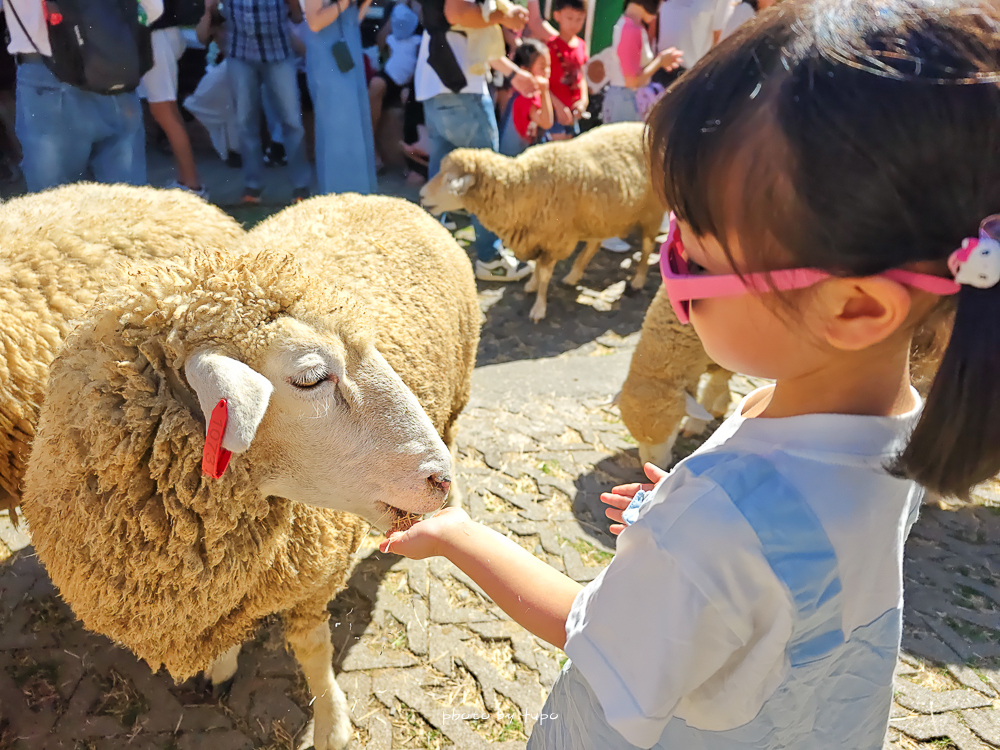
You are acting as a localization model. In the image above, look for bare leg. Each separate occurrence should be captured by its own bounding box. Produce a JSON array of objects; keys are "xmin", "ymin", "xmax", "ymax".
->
[
  {"xmin": 369, "ymin": 76, "xmax": 387, "ymax": 157},
  {"xmin": 285, "ymin": 615, "xmax": 351, "ymax": 750},
  {"xmin": 524, "ymin": 271, "xmax": 538, "ymax": 292},
  {"xmin": 562, "ymin": 239, "xmax": 602, "ymax": 286},
  {"xmin": 528, "ymin": 257, "xmax": 555, "ymax": 322},
  {"xmin": 149, "ymin": 100, "xmax": 201, "ymax": 190},
  {"xmin": 630, "ymin": 233, "xmax": 655, "ymax": 291}
]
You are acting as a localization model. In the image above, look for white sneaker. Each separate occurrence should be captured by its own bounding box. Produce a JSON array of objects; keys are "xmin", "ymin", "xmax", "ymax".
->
[
  {"xmin": 167, "ymin": 180, "xmax": 209, "ymax": 200},
  {"xmin": 475, "ymin": 254, "xmax": 533, "ymax": 282},
  {"xmin": 602, "ymin": 237, "xmax": 632, "ymax": 253},
  {"xmin": 659, "ymin": 211, "xmax": 672, "ymax": 233}
]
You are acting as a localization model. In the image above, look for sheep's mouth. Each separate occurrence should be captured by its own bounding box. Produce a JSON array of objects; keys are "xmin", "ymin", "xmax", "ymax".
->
[{"xmin": 375, "ymin": 501, "xmax": 424, "ymax": 534}]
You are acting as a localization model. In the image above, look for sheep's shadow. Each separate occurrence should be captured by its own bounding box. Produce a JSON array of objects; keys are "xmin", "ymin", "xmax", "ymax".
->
[
  {"xmin": 0, "ymin": 542, "xmax": 395, "ymax": 748},
  {"xmin": 469, "ymin": 230, "xmax": 661, "ymax": 367}
]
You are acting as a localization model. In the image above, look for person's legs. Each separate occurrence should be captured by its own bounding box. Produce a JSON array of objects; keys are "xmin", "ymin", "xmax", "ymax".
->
[
  {"xmin": 261, "ymin": 58, "xmax": 310, "ymax": 192},
  {"xmin": 90, "ymin": 90, "xmax": 147, "ymax": 185},
  {"xmin": 369, "ymin": 74, "xmax": 387, "ymax": 138},
  {"xmin": 229, "ymin": 58, "xmax": 265, "ymax": 194},
  {"xmin": 15, "ymin": 62, "xmax": 91, "ymax": 191},
  {"xmin": 142, "ymin": 29, "xmax": 201, "ymax": 190}
]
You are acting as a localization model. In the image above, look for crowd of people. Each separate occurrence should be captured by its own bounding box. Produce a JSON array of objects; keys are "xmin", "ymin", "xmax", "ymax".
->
[{"xmin": 0, "ymin": 0, "xmax": 763, "ymax": 278}]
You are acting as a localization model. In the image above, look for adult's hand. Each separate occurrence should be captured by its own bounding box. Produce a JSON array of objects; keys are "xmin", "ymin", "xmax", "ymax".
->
[
  {"xmin": 499, "ymin": 4, "xmax": 528, "ymax": 31},
  {"xmin": 510, "ymin": 67, "xmax": 540, "ymax": 96}
]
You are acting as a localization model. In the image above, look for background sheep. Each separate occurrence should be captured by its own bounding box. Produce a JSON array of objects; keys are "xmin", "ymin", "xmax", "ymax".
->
[
  {"xmin": 420, "ymin": 122, "xmax": 663, "ymax": 322},
  {"xmin": 618, "ymin": 286, "xmax": 953, "ymax": 470},
  {"xmin": 617, "ymin": 285, "xmax": 734, "ymax": 469},
  {"xmin": 22, "ymin": 194, "xmax": 480, "ymax": 750},
  {"xmin": 0, "ymin": 183, "xmax": 244, "ymax": 523}
]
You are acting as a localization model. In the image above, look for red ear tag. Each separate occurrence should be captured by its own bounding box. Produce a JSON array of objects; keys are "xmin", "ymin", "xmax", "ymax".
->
[{"xmin": 202, "ymin": 399, "xmax": 233, "ymax": 479}]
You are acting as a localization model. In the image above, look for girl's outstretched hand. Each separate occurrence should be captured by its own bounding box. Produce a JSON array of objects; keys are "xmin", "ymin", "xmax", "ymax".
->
[
  {"xmin": 379, "ymin": 507, "xmax": 471, "ymax": 559},
  {"xmin": 600, "ymin": 462, "xmax": 667, "ymax": 535}
]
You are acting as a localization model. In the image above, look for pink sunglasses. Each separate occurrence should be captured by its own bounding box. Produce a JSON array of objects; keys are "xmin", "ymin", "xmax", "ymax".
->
[{"xmin": 659, "ymin": 214, "xmax": 962, "ymax": 324}]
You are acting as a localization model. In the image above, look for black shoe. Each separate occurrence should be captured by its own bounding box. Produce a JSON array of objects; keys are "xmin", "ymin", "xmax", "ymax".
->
[
  {"xmin": 264, "ymin": 142, "xmax": 287, "ymax": 168},
  {"xmin": 292, "ymin": 187, "xmax": 309, "ymax": 204},
  {"xmin": 225, "ymin": 151, "xmax": 243, "ymax": 169}
]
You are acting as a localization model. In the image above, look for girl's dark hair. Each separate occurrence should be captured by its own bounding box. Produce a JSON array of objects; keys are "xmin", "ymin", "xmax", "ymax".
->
[
  {"xmin": 625, "ymin": 0, "xmax": 659, "ymax": 17},
  {"xmin": 513, "ymin": 37, "xmax": 548, "ymax": 72},
  {"xmin": 647, "ymin": 0, "xmax": 1000, "ymax": 498}
]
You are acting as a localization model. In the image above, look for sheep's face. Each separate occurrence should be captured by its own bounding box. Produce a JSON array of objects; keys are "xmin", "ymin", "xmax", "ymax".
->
[
  {"xmin": 185, "ymin": 317, "xmax": 453, "ymax": 531},
  {"xmin": 420, "ymin": 160, "xmax": 475, "ymax": 216}
]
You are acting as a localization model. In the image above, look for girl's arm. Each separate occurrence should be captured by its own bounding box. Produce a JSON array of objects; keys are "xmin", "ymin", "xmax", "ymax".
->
[
  {"xmin": 531, "ymin": 80, "xmax": 555, "ymax": 131},
  {"xmin": 623, "ymin": 48, "xmax": 682, "ymax": 89},
  {"xmin": 304, "ymin": 0, "xmax": 351, "ymax": 32},
  {"xmin": 381, "ymin": 508, "xmax": 582, "ymax": 648},
  {"xmin": 195, "ymin": 0, "xmax": 216, "ymax": 45},
  {"xmin": 286, "ymin": 0, "xmax": 304, "ymax": 24},
  {"xmin": 358, "ymin": 0, "xmax": 374, "ymax": 22}
]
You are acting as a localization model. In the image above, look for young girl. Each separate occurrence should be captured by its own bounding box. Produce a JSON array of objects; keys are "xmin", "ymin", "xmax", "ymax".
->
[
  {"xmin": 382, "ymin": 0, "xmax": 1000, "ymax": 747},
  {"xmin": 499, "ymin": 39, "xmax": 555, "ymax": 157},
  {"xmin": 602, "ymin": 0, "xmax": 683, "ymax": 124}
]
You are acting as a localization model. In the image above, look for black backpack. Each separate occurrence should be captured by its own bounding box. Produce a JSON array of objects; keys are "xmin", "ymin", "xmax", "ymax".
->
[
  {"xmin": 7, "ymin": 0, "xmax": 153, "ymax": 95},
  {"xmin": 419, "ymin": 0, "xmax": 487, "ymax": 93}
]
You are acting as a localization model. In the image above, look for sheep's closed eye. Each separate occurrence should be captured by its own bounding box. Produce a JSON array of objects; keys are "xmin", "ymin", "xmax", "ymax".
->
[{"xmin": 291, "ymin": 371, "xmax": 335, "ymax": 389}]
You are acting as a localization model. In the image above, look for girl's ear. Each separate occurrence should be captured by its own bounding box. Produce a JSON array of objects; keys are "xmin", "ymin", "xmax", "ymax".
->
[{"xmin": 814, "ymin": 276, "xmax": 913, "ymax": 352}]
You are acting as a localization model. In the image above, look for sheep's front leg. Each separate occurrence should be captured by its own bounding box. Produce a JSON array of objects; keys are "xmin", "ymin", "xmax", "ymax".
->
[
  {"xmin": 562, "ymin": 240, "xmax": 602, "ymax": 286},
  {"xmin": 285, "ymin": 613, "xmax": 351, "ymax": 750},
  {"xmin": 630, "ymin": 234, "xmax": 656, "ymax": 291},
  {"xmin": 205, "ymin": 643, "xmax": 241, "ymax": 687},
  {"xmin": 528, "ymin": 257, "xmax": 555, "ymax": 322}
]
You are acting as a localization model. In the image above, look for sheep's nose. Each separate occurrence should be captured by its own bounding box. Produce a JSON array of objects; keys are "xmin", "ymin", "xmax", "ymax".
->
[{"xmin": 429, "ymin": 473, "xmax": 451, "ymax": 498}]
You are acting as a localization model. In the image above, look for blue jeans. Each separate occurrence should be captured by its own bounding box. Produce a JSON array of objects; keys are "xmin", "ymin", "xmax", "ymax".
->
[
  {"xmin": 228, "ymin": 57, "xmax": 310, "ymax": 191},
  {"xmin": 15, "ymin": 62, "xmax": 145, "ymax": 192},
  {"xmin": 424, "ymin": 92, "xmax": 501, "ymax": 262}
]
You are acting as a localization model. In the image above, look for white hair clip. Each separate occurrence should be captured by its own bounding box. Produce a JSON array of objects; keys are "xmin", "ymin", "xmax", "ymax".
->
[{"xmin": 948, "ymin": 215, "xmax": 1000, "ymax": 290}]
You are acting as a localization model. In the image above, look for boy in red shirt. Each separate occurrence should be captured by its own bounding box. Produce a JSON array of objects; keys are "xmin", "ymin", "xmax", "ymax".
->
[{"xmin": 546, "ymin": 0, "xmax": 589, "ymax": 139}]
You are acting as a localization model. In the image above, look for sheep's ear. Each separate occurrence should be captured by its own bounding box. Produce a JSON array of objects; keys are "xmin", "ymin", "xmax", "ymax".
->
[
  {"xmin": 684, "ymin": 392, "xmax": 714, "ymax": 422},
  {"xmin": 449, "ymin": 173, "xmax": 475, "ymax": 196},
  {"xmin": 184, "ymin": 350, "xmax": 274, "ymax": 453}
]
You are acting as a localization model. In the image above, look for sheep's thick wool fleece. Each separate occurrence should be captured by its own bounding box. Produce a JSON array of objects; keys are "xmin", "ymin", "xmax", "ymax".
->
[
  {"xmin": 0, "ymin": 184, "xmax": 243, "ymax": 519},
  {"xmin": 24, "ymin": 250, "xmax": 367, "ymax": 680},
  {"xmin": 618, "ymin": 285, "xmax": 716, "ymax": 446},
  {"xmin": 446, "ymin": 122, "xmax": 663, "ymax": 262},
  {"xmin": 246, "ymin": 193, "xmax": 480, "ymax": 444}
]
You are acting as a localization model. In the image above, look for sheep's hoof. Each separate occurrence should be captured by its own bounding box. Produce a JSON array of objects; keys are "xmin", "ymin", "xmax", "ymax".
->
[
  {"xmin": 304, "ymin": 712, "xmax": 352, "ymax": 750},
  {"xmin": 623, "ymin": 283, "xmax": 642, "ymax": 297},
  {"xmin": 528, "ymin": 302, "xmax": 547, "ymax": 322},
  {"xmin": 211, "ymin": 677, "xmax": 235, "ymax": 701},
  {"xmin": 561, "ymin": 273, "xmax": 581, "ymax": 287}
]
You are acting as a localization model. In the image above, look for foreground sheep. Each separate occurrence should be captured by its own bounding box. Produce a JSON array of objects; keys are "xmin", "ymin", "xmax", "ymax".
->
[
  {"xmin": 22, "ymin": 194, "xmax": 479, "ymax": 750},
  {"xmin": 420, "ymin": 122, "xmax": 663, "ymax": 322},
  {"xmin": 0, "ymin": 183, "xmax": 244, "ymax": 522},
  {"xmin": 617, "ymin": 286, "xmax": 734, "ymax": 468}
]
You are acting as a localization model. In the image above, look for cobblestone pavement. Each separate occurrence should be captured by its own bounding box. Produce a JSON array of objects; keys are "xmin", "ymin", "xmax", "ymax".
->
[{"xmin": 2, "ymin": 228, "xmax": 1000, "ymax": 750}]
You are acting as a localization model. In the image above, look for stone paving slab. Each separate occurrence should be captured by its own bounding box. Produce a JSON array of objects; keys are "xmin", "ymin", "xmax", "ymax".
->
[{"xmin": 1, "ymin": 208, "xmax": 999, "ymax": 749}]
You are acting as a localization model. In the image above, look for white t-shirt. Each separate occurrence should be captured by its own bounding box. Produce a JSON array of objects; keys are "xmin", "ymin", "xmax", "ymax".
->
[
  {"xmin": 564, "ymin": 386, "xmax": 924, "ymax": 748},
  {"xmin": 385, "ymin": 34, "xmax": 421, "ymax": 86},
  {"xmin": 414, "ymin": 1, "xmax": 489, "ymax": 101},
  {"xmin": 4, "ymin": 0, "xmax": 163, "ymax": 56},
  {"xmin": 656, "ymin": 0, "xmax": 732, "ymax": 69},
  {"xmin": 721, "ymin": 0, "xmax": 755, "ymax": 39}
]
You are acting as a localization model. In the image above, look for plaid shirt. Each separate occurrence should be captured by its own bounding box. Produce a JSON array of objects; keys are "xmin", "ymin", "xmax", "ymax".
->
[{"xmin": 226, "ymin": 0, "xmax": 292, "ymax": 62}]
